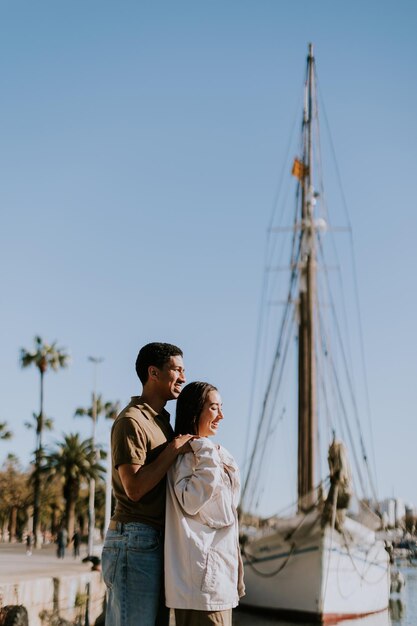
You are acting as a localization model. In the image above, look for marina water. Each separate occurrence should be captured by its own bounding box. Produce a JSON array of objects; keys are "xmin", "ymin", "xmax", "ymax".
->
[{"xmin": 232, "ymin": 566, "xmax": 416, "ymax": 626}]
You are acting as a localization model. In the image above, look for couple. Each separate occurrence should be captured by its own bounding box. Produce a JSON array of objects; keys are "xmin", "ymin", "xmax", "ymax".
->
[{"xmin": 101, "ymin": 342, "xmax": 244, "ymax": 626}]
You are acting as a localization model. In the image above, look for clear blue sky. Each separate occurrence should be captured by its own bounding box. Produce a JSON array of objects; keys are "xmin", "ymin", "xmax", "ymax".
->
[{"xmin": 0, "ymin": 1, "xmax": 416, "ymax": 515}]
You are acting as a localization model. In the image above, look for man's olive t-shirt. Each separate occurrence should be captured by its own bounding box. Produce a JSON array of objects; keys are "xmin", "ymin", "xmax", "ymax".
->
[{"xmin": 111, "ymin": 396, "xmax": 174, "ymax": 528}]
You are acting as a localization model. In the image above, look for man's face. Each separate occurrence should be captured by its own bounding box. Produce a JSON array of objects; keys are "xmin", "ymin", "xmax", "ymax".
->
[{"xmin": 153, "ymin": 355, "xmax": 186, "ymax": 401}]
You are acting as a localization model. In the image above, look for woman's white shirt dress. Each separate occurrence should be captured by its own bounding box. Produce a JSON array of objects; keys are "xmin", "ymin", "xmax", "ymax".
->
[{"xmin": 164, "ymin": 437, "xmax": 245, "ymax": 611}]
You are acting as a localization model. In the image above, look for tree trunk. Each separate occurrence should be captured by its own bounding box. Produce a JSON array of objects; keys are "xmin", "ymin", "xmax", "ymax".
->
[
  {"xmin": 33, "ymin": 369, "xmax": 44, "ymax": 549},
  {"xmin": 67, "ymin": 500, "xmax": 76, "ymax": 541},
  {"xmin": 9, "ymin": 506, "xmax": 18, "ymax": 542},
  {"xmin": 51, "ymin": 505, "xmax": 59, "ymax": 536},
  {"xmin": 65, "ymin": 487, "xmax": 78, "ymax": 541}
]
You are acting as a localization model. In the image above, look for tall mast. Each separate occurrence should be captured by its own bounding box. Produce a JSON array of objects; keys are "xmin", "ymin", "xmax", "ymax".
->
[{"xmin": 297, "ymin": 43, "xmax": 317, "ymax": 510}]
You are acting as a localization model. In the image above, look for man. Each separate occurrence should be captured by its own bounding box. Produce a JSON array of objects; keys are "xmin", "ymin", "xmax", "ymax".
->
[
  {"xmin": 72, "ymin": 528, "xmax": 81, "ymax": 558},
  {"xmin": 102, "ymin": 342, "xmax": 192, "ymax": 626},
  {"xmin": 56, "ymin": 526, "xmax": 68, "ymax": 559}
]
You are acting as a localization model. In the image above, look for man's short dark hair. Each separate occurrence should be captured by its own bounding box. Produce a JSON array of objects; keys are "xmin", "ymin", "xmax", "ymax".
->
[{"xmin": 135, "ymin": 342, "xmax": 183, "ymax": 385}]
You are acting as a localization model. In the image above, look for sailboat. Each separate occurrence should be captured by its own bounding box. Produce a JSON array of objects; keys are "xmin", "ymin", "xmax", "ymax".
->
[{"xmin": 239, "ymin": 44, "xmax": 390, "ymax": 623}]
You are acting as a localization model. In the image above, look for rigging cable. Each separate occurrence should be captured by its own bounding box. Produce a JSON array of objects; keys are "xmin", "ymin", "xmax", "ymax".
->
[
  {"xmin": 242, "ymin": 95, "xmax": 304, "ymax": 478},
  {"xmin": 316, "ymin": 73, "xmax": 379, "ymax": 503},
  {"xmin": 317, "ymin": 232, "xmax": 377, "ymax": 500},
  {"xmin": 316, "ymin": 300, "xmax": 367, "ymax": 497},
  {"xmin": 312, "ymin": 71, "xmax": 359, "ymax": 425},
  {"xmin": 242, "ymin": 186, "xmax": 302, "ymax": 512},
  {"xmin": 314, "ymin": 239, "xmax": 350, "ymax": 453},
  {"xmin": 317, "ymin": 233, "xmax": 366, "ymax": 484},
  {"xmin": 242, "ymin": 238, "xmax": 301, "ymax": 511},
  {"xmin": 244, "ymin": 309, "xmax": 297, "ymax": 513}
]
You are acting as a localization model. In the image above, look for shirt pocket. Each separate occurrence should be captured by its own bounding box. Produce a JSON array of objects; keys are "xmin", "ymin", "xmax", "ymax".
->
[
  {"xmin": 198, "ymin": 490, "xmax": 235, "ymax": 529},
  {"xmin": 201, "ymin": 548, "xmax": 237, "ymax": 599}
]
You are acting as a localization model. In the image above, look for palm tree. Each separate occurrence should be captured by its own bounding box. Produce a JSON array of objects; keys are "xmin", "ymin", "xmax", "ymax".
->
[
  {"xmin": 43, "ymin": 433, "xmax": 105, "ymax": 540},
  {"xmin": 75, "ymin": 396, "xmax": 119, "ymax": 553},
  {"xmin": 41, "ymin": 473, "xmax": 65, "ymax": 538},
  {"xmin": 20, "ymin": 336, "xmax": 70, "ymax": 547},
  {"xmin": 0, "ymin": 454, "xmax": 31, "ymax": 542},
  {"xmin": 75, "ymin": 395, "xmax": 120, "ymax": 423},
  {"xmin": 25, "ymin": 411, "xmax": 54, "ymax": 438},
  {"xmin": 0, "ymin": 422, "xmax": 12, "ymax": 440}
]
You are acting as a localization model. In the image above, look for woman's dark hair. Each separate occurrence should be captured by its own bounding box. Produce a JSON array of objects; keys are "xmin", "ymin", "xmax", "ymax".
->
[{"xmin": 175, "ymin": 381, "xmax": 217, "ymax": 436}]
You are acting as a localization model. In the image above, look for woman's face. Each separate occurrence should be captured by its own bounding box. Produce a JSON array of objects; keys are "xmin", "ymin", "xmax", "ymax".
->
[{"xmin": 198, "ymin": 389, "xmax": 224, "ymax": 437}]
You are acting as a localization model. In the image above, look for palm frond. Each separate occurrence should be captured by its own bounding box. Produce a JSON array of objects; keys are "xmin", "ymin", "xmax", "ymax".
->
[
  {"xmin": 0, "ymin": 422, "xmax": 12, "ymax": 440},
  {"xmin": 20, "ymin": 336, "xmax": 70, "ymax": 374}
]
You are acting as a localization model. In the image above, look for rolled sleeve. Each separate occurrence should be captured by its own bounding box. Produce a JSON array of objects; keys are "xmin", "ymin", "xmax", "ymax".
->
[
  {"xmin": 112, "ymin": 417, "xmax": 147, "ymax": 469},
  {"xmin": 173, "ymin": 438, "xmax": 221, "ymax": 516}
]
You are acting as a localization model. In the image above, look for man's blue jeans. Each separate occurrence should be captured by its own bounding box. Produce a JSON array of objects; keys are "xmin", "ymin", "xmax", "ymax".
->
[{"xmin": 102, "ymin": 522, "xmax": 169, "ymax": 626}]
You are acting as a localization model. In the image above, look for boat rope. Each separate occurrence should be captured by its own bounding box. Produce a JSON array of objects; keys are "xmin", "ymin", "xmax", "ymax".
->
[
  {"xmin": 316, "ymin": 72, "xmax": 379, "ymax": 503},
  {"xmin": 315, "ymin": 310, "xmax": 365, "ymax": 496},
  {"xmin": 243, "ymin": 309, "xmax": 296, "ymax": 512},
  {"xmin": 241, "ymin": 541, "xmax": 296, "ymax": 578},
  {"xmin": 322, "ymin": 353, "xmax": 366, "ymax": 497},
  {"xmin": 242, "ymin": 50, "xmax": 379, "ymax": 521},
  {"xmin": 263, "ymin": 476, "xmax": 330, "ymax": 519},
  {"xmin": 314, "ymin": 346, "xmax": 327, "ymax": 479},
  {"xmin": 322, "ymin": 488, "xmax": 388, "ymax": 599},
  {"xmin": 241, "ymin": 261, "xmax": 270, "ymax": 478},
  {"xmin": 316, "ymin": 236, "xmax": 369, "ymax": 497},
  {"xmin": 242, "ymin": 110, "xmax": 301, "ymax": 474},
  {"xmin": 241, "ymin": 497, "xmax": 322, "ymax": 578},
  {"xmin": 241, "ymin": 221, "xmax": 301, "ymax": 512},
  {"xmin": 315, "ymin": 319, "xmax": 349, "ymax": 453},
  {"xmin": 322, "ymin": 484, "xmax": 339, "ymax": 602},
  {"xmin": 339, "ymin": 530, "xmax": 389, "ymax": 586}
]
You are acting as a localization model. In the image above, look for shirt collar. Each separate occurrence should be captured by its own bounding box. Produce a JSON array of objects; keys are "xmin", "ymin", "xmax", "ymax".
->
[{"xmin": 130, "ymin": 396, "xmax": 170, "ymax": 421}]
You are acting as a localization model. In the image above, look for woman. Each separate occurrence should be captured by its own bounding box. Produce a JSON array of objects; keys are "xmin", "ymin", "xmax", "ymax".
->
[{"xmin": 164, "ymin": 381, "xmax": 244, "ymax": 626}]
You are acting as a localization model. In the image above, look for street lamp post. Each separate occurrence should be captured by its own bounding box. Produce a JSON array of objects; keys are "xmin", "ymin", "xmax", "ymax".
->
[
  {"xmin": 104, "ymin": 429, "xmax": 113, "ymax": 533},
  {"xmin": 87, "ymin": 356, "xmax": 104, "ymax": 556},
  {"xmin": 104, "ymin": 400, "xmax": 119, "ymax": 532}
]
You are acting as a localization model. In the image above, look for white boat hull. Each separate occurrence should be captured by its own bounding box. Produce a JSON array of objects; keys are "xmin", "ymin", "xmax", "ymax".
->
[{"xmin": 241, "ymin": 516, "xmax": 390, "ymax": 622}]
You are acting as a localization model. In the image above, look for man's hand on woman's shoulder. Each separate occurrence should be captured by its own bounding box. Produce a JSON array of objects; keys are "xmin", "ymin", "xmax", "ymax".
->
[{"xmin": 170, "ymin": 433, "xmax": 195, "ymax": 455}]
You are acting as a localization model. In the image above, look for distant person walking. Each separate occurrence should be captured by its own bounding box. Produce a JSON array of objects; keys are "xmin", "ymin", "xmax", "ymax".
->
[
  {"xmin": 26, "ymin": 532, "xmax": 33, "ymax": 556},
  {"xmin": 72, "ymin": 529, "xmax": 81, "ymax": 558},
  {"xmin": 56, "ymin": 527, "xmax": 68, "ymax": 559},
  {"xmin": 101, "ymin": 342, "xmax": 193, "ymax": 626}
]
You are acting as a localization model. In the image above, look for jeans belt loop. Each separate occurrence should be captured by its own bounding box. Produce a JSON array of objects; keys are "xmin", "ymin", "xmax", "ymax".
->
[{"xmin": 109, "ymin": 520, "xmax": 124, "ymax": 532}]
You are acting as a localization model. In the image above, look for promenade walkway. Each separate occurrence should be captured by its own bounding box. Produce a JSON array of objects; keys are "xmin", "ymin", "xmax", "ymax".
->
[
  {"xmin": 0, "ymin": 541, "xmax": 98, "ymax": 583},
  {"xmin": 0, "ymin": 543, "xmax": 257, "ymax": 626},
  {"xmin": 0, "ymin": 541, "xmax": 105, "ymax": 626}
]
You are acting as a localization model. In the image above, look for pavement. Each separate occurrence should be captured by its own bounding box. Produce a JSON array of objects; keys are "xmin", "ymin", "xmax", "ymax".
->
[
  {"xmin": 0, "ymin": 543, "xmax": 260, "ymax": 625},
  {"xmin": 0, "ymin": 541, "xmax": 102, "ymax": 583}
]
